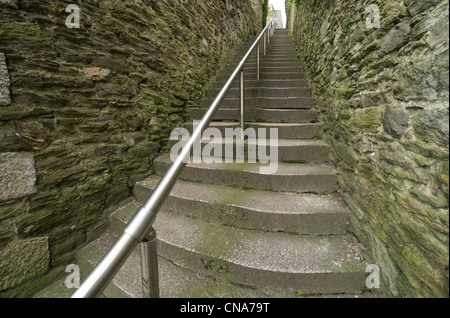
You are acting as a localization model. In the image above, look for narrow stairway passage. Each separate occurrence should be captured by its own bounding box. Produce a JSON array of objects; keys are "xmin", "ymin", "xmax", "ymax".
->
[{"xmin": 74, "ymin": 29, "xmax": 369, "ymax": 298}]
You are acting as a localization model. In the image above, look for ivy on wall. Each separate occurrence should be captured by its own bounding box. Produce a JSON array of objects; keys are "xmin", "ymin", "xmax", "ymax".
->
[{"xmin": 262, "ymin": 0, "xmax": 269, "ymax": 27}]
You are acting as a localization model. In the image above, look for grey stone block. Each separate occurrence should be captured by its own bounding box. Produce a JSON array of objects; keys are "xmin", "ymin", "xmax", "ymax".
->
[
  {"xmin": 0, "ymin": 237, "xmax": 50, "ymax": 291},
  {"xmin": 0, "ymin": 152, "xmax": 37, "ymax": 201},
  {"xmin": 0, "ymin": 53, "xmax": 11, "ymax": 106}
]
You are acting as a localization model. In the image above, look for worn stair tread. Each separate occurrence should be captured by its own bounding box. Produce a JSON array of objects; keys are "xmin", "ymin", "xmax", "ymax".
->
[
  {"xmin": 76, "ymin": 231, "xmax": 369, "ymax": 298},
  {"xmin": 219, "ymin": 68, "xmax": 305, "ymax": 77},
  {"xmin": 243, "ymin": 63, "xmax": 303, "ymax": 68},
  {"xmin": 199, "ymin": 137, "xmax": 329, "ymax": 148},
  {"xmin": 206, "ymin": 86, "xmax": 311, "ymax": 96},
  {"xmin": 108, "ymin": 201, "xmax": 366, "ymax": 293},
  {"xmin": 199, "ymin": 96, "xmax": 315, "ymax": 109},
  {"xmin": 152, "ymin": 211, "xmax": 366, "ymax": 293},
  {"xmin": 155, "ymin": 153, "xmax": 335, "ymax": 179},
  {"xmin": 134, "ymin": 175, "xmax": 345, "ymax": 216},
  {"xmin": 77, "ymin": 232, "xmax": 280, "ymax": 298},
  {"xmin": 128, "ymin": 177, "xmax": 346, "ymax": 235},
  {"xmin": 182, "ymin": 121, "xmax": 322, "ymax": 140},
  {"xmin": 124, "ymin": 176, "xmax": 349, "ymax": 235},
  {"xmin": 216, "ymin": 72, "xmax": 306, "ymax": 81},
  {"xmin": 155, "ymin": 210, "xmax": 364, "ymax": 271},
  {"xmin": 191, "ymin": 121, "xmax": 320, "ymax": 128},
  {"xmin": 207, "ymin": 121, "xmax": 317, "ymax": 127},
  {"xmin": 186, "ymin": 137, "xmax": 330, "ymax": 164},
  {"xmin": 131, "ymin": 175, "xmax": 348, "ymax": 236},
  {"xmin": 190, "ymin": 108, "xmax": 317, "ymax": 123},
  {"xmin": 209, "ymin": 79, "xmax": 309, "ymax": 90}
]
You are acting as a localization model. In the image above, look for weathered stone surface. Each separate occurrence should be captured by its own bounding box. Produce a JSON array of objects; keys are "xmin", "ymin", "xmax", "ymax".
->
[
  {"xmin": 335, "ymin": 142, "xmax": 359, "ymax": 169},
  {"xmin": 0, "ymin": 53, "xmax": 11, "ymax": 106},
  {"xmin": 0, "ymin": 237, "xmax": 50, "ymax": 291},
  {"xmin": 379, "ymin": 22, "xmax": 411, "ymax": 55},
  {"xmin": 0, "ymin": 0, "xmax": 261, "ymax": 295},
  {"xmin": 383, "ymin": 105, "xmax": 410, "ymax": 137},
  {"xmin": 290, "ymin": 0, "xmax": 449, "ymax": 297},
  {"xmin": 83, "ymin": 67, "xmax": 111, "ymax": 81},
  {"xmin": 0, "ymin": 152, "xmax": 37, "ymax": 201},
  {"xmin": 410, "ymin": 107, "xmax": 449, "ymax": 147},
  {"xmin": 0, "ymin": 0, "xmax": 18, "ymax": 9}
]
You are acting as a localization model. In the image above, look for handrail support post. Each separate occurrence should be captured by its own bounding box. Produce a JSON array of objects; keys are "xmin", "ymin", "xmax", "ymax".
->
[
  {"xmin": 240, "ymin": 68, "xmax": 245, "ymax": 140},
  {"xmin": 257, "ymin": 41, "xmax": 260, "ymax": 81},
  {"xmin": 140, "ymin": 227, "xmax": 159, "ymax": 298},
  {"xmin": 264, "ymin": 31, "xmax": 266, "ymax": 56}
]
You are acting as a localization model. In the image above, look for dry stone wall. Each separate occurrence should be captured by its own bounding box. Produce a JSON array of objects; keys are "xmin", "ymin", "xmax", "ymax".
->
[
  {"xmin": 0, "ymin": 0, "xmax": 260, "ymax": 296},
  {"xmin": 290, "ymin": 0, "xmax": 449, "ymax": 297}
]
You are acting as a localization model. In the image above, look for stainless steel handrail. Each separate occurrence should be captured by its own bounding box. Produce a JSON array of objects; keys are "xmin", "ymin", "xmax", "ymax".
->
[{"xmin": 71, "ymin": 20, "xmax": 275, "ymax": 298}]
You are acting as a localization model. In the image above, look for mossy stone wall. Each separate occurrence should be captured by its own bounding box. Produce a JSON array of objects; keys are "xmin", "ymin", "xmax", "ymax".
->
[
  {"xmin": 290, "ymin": 0, "xmax": 448, "ymax": 297},
  {"xmin": 0, "ymin": 0, "xmax": 261, "ymax": 296}
]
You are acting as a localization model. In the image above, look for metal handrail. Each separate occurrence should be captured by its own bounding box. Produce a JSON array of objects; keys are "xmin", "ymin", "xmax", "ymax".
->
[{"xmin": 71, "ymin": 20, "xmax": 276, "ymax": 298}]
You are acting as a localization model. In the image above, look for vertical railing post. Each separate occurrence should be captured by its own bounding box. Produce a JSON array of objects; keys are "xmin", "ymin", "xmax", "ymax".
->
[
  {"xmin": 257, "ymin": 41, "xmax": 260, "ymax": 81},
  {"xmin": 264, "ymin": 32, "xmax": 267, "ymax": 56},
  {"xmin": 240, "ymin": 68, "xmax": 245, "ymax": 140},
  {"xmin": 140, "ymin": 227, "xmax": 159, "ymax": 298}
]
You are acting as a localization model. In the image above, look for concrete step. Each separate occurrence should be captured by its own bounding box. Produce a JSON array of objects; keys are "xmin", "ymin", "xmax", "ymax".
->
[
  {"xmin": 190, "ymin": 108, "xmax": 317, "ymax": 123},
  {"xmin": 76, "ymin": 230, "xmax": 368, "ymax": 298},
  {"xmin": 270, "ymin": 39, "xmax": 295, "ymax": 42},
  {"xmin": 215, "ymin": 72, "xmax": 306, "ymax": 82},
  {"xmin": 205, "ymin": 87, "xmax": 311, "ymax": 99},
  {"xmin": 266, "ymin": 45, "xmax": 296, "ymax": 48},
  {"xmin": 182, "ymin": 121, "xmax": 322, "ymax": 140},
  {"xmin": 76, "ymin": 231, "xmax": 303, "ymax": 298},
  {"xmin": 238, "ymin": 47, "xmax": 297, "ymax": 53},
  {"xmin": 41, "ymin": 205, "xmax": 371, "ymax": 298},
  {"xmin": 132, "ymin": 176, "xmax": 346, "ymax": 235},
  {"xmin": 110, "ymin": 207, "xmax": 367, "ymax": 294},
  {"xmin": 220, "ymin": 66, "xmax": 305, "ymax": 76},
  {"xmin": 226, "ymin": 57, "xmax": 301, "ymax": 67},
  {"xmin": 206, "ymin": 138, "xmax": 329, "ymax": 163},
  {"xmin": 269, "ymin": 33, "xmax": 293, "ymax": 37},
  {"xmin": 233, "ymin": 42, "xmax": 295, "ymax": 52},
  {"xmin": 271, "ymin": 39, "xmax": 294, "ymax": 42},
  {"xmin": 270, "ymin": 44, "xmax": 295, "ymax": 47},
  {"xmin": 265, "ymin": 52, "xmax": 296, "ymax": 55},
  {"xmin": 240, "ymin": 52, "xmax": 298, "ymax": 58},
  {"xmin": 171, "ymin": 137, "xmax": 330, "ymax": 164},
  {"xmin": 247, "ymin": 122, "xmax": 322, "ymax": 139},
  {"xmin": 244, "ymin": 61, "xmax": 303, "ymax": 68},
  {"xmin": 256, "ymin": 58, "xmax": 302, "ymax": 63},
  {"xmin": 267, "ymin": 43, "xmax": 296, "ymax": 47},
  {"xmin": 153, "ymin": 154, "xmax": 337, "ymax": 194},
  {"xmin": 198, "ymin": 96, "xmax": 315, "ymax": 109},
  {"xmin": 209, "ymin": 79, "xmax": 309, "ymax": 90}
]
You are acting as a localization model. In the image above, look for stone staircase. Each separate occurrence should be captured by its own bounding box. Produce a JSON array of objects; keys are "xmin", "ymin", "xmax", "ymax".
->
[{"xmin": 69, "ymin": 29, "xmax": 369, "ymax": 298}]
